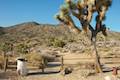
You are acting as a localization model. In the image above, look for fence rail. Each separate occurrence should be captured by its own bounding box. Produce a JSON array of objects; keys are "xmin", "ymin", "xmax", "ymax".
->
[
  {"xmin": 60, "ymin": 56, "xmax": 120, "ymax": 71},
  {"xmin": 4, "ymin": 56, "xmax": 120, "ymax": 72}
]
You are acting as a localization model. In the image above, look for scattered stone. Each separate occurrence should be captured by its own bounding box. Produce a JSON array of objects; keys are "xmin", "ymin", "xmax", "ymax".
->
[{"xmin": 60, "ymin": 67, "xmax": 73, "ymax": 76}]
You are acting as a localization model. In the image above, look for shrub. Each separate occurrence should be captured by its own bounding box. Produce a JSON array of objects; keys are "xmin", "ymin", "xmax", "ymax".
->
[
  {"xmin": 15, "ymin": 43, "xmax": 30, "ymax": 55},
  {"xmin": 52, "ymin": 39, "xmax": 66, "ymax": 47},
  {"xmin": 25, "ymin": 53, "xmax": 42, "ymax": 67},
  {"xmin": 47, "ymin": 38, "xmax": 66, "ymax": 48}
]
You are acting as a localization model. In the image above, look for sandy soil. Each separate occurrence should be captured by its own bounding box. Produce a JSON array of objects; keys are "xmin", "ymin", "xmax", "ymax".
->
[
  {"xmin": 18, "ymin": 70, "xmax": 120, "ymax": 80},
  {"xmin": 1, "ymin": 51, "xmax": 120, "ymax": 80}
]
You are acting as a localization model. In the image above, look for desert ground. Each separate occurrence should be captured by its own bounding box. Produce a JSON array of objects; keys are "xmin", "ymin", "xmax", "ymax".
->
[{"xmin": 1, "ymin": 50, "xmax": 120, "ymax": 80}]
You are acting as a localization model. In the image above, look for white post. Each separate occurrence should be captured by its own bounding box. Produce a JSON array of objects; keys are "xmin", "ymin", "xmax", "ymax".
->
[{"xmin": 17, "ymin": 58, "xmax": 28, "ymax": 76}]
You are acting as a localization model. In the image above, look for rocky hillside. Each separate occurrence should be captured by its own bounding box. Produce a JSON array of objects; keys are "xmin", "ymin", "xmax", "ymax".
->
[
  {"xmin": 0, "ymin": 22, "xmax": 120, "ymax": 55},
  {"xmin": 1, "ymin": 22, "xmax": 71, "ymax": 41}
]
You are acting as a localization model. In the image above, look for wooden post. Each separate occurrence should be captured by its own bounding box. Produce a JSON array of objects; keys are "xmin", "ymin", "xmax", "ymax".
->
[
  {"xmin": 60, "ymin": 56, "xmax": 64, "ymax": 71},
  {"xmin": 3, "ymin": 56, "xmax": 8, "ymax": 72},
  {"xmin": 41, "ymin": 57, "xmax": 45, "ymax": 73},
  {"xmin": 3, "ymin": 51, "xmax": 8, "ymax": 72}
]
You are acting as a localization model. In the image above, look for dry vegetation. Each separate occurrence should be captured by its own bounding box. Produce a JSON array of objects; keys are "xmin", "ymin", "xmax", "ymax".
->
[{"xmin": 0, "ymin": 22, "xmax": 120, "ymax": 80}]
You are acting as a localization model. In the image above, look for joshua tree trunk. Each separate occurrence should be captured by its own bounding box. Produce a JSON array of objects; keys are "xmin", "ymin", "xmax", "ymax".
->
[{"xmin": 92, "ymin": 37, "xmax": 103, "ymax": 73}]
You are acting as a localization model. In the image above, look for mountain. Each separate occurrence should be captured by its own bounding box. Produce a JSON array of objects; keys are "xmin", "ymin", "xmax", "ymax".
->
[
  {"xmin": 0, "ymin": 26, "xmax": 5, "ymax": 35},
  {"xmin": 0, "ymin": 22, "xmax": 72, "ymax": 45},
  {"xmin": 0, "ymin": 21, "xmax": 120, "ymax": 54}
]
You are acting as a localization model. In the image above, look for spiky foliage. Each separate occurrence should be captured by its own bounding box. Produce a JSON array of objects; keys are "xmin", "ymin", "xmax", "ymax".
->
[{"xmin": 55, "ymin": 0, "xmax": 112, "ymax": 35}]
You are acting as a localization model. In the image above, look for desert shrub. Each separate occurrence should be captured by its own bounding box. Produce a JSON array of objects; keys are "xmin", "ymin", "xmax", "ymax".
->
[
  {"xmin": 25, "ymin": 53, "xmax": 42, "ymax": 67},
  {"xmin": 47, "ymin": 37, "xmax": 66, "ymax": 48},
  {"xmin": 52, "ymin": 39, "xmax": 66, "ymax": 47},
  {"xmin": 79, "ymin": 70, "xmax": 95, "ymax": 78},
  {"xmin": 68, "ymin": 39, "xmax": 76, "ymax": 42},
  {"xmin": 15, "ymin": 43, "xmax": 30, "ymax": 55}
]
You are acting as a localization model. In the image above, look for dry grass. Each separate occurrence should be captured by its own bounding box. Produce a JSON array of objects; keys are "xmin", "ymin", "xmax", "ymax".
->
[{"xmin": 25, "ymin": 53, "xmax": 42, "ymax": 67}]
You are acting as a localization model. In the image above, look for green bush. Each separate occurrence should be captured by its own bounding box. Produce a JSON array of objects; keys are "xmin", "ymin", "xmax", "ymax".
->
[
  {"xmin": 16, "ymin": 43, "xmax": 29, "ymax": 55},
  {"xmin": 48, "ymin": 37, "xmax": 66, "ymax": 48}
]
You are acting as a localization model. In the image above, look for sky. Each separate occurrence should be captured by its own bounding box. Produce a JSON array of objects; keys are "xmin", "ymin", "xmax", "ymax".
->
[{"xmin": 0, "ymin": 0, "xmax": 120, "ymax": 32}]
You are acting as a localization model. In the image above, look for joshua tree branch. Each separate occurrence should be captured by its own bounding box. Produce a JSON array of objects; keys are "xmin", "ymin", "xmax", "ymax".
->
[
  {"xmin": 56, "ymin": 14, "xmax": 81, "ymax": 33},
  {"xmin": 65, "ymin": 15, "xmax": 81, "ymax": 33}
]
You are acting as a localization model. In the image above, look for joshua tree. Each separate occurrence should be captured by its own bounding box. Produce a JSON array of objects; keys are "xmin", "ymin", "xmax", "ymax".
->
[
  {"xmin": 0, "ymin": 42, "xmax": 13, "ymax": 71},
  {"xmin": 55, "ymin": 0, "xmax": 112, "ymax": 73}
]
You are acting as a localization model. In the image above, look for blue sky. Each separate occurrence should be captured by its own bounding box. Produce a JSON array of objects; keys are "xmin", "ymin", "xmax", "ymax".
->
[{"xmin": 0, "ymin": 0, "xmax": 120, "ymax": 32}]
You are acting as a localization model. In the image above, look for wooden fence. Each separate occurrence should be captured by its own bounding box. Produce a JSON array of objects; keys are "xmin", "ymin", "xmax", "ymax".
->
[
  {"xmin": 3, "ymin": 56, "xmax": 120, "ymax": 72},
  {"xmin": 59, "ymin": 56, "xmax": 120, "ymax": 71}
]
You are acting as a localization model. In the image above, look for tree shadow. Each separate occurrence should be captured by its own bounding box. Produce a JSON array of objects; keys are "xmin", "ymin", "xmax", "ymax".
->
[
  {"xmin": 102, "ymin": 67, "xmax": 112, "ymax": 73},
  {"xmin": 46, "ymin": 63, "xmax": 61, "ymax": 67},
  {"xmin": 0, "ymin": 71, "xmax": 18, "ymax": 80},
  {"xmin": 28, "ymin": 71, "xmax": 60, "ymax": 76},
  {"xmin": 0, "ymin": 72, "xmax": 9, "ymax": 79}
]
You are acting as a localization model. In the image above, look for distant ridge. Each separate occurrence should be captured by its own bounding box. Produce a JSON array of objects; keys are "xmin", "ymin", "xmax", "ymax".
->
[
  {"xmin": 0, "ymin": 26, "xmax": 3, "ymax": 28},
  {"xmin": 0, "ymin": 21, "xmax": 119, "ymax": 45},
  {"xmin": 9, "ymin": 21, "xmax": 40, "ymax": 27},
  {"xmin": 0, "ymin": 26, "xmax": 5, "ymax": 35},
  {"xmin": 7, "ymin": 22, "xmax": 61, "ymax": 28}
]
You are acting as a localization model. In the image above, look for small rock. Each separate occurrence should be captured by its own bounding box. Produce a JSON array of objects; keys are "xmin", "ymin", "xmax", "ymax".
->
[{"xmin": 60, "ymin": 67, "xmax": 73, "ymax": 76}]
